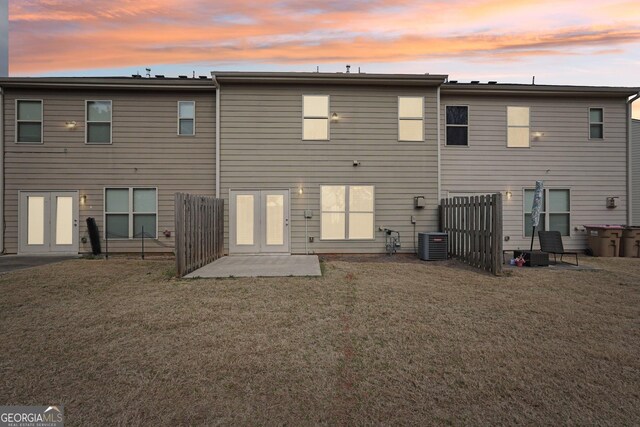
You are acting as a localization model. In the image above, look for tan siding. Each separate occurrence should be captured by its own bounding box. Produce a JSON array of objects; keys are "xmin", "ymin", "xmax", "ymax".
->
[
  {"xmin": 220, "ymin": 84, "xmax": 439, "ymax": 254},
  {"xmin": 633, "ymin": 120, "xmax": 640, "ymax": 224},
  {"xmin": 441, "ymin": 95, "xmax": 628, "ymax": 251},
  {"xmin": 3, "ymin": 88, "xmax": 215, "ymax": 254}
]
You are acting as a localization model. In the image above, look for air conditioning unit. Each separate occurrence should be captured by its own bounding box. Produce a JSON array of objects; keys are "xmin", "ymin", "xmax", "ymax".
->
[{"xmin": 418, "ymin": 232, "xmax": 448, "ymax": 261}]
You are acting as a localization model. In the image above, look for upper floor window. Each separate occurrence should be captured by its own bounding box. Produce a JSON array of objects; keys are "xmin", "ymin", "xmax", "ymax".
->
[
  {"xmin": 86, "ymin": 100, "xmax": 112, "ymax": 144},
  {"xmin": 398, "ymin": 97, "xmax": 424, "ymax": 141},
  {"xmin": 589, "ymin": 108, "xmax": 604, "ymax": 139},
  {"xmin": 16, "ymin": 100, "xmax": 43, "ymax": 143},
  {"xmin": 178, "ymin": 101, "xmax": 195, "ymax": 135},
  {"xmin": 303, "ymin": 95, "xmax": 329, "ymax": 140},
  {"xmin": 507, "ymin": 106, "xmax": 530, "ymax": 148},
  {"xmin": 321, "ymin": 185, "xmax": 374, "ymax": 240},
  {"xmin": 445, "ymin": 106, "xmax": 468, "ymax": 146}
]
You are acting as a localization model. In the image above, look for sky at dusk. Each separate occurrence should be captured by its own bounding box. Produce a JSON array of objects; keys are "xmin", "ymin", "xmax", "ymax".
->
[{"xmin": 8, "ymin": 0, "xmax": 640, "ymax": 117}]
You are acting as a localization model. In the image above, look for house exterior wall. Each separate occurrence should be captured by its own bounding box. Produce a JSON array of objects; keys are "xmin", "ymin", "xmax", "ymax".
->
[
  {"xmin": 2, "ymin": 87, "xmax": 216, "ymax": 254},
  {"xmin": 440, "ymin": 93, "xmax": 629, "ymax": 251},
  {"xmin": 633, "ymin": 119, "xmax": 640, "ymax": 224},
  {"xmin": 219, "ymin": 83, "xmax": 440, "ymax": 254}
]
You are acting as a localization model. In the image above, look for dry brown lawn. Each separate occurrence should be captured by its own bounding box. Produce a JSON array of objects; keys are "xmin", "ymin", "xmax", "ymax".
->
[{"xmin": 1, "ymin": 255, "xmax": 639, "ymax": 426}]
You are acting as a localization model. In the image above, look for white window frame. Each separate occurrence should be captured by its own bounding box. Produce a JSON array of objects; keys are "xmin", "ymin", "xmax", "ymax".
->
[
  {"xmin": 522, "ymin": 188, "xmax": 571, "ymax": 237},
  {"xmin": 445, "ymin": 105, "xmax": 469, "ymax": 147},
  {"xmin": 15, "ymin": 99, "xmax": 44, "ymax": 144},
  {"xmin": 320, "ymin": 185, "xmax": 375, "ymax": 241},
  {"xmin": 178, "ymin": 101, "xmax": 196, "ymax": 136},
  {"xmin": 85, "ymin": 100, "xmax": 112, "ymax": 144},
  {"xmin": 398, "ymin": 96, "xmax": 424, "ymax": 142},
  {"xmin": 507, "ymin": 106, "xmax": 530, "ymax": 148},
  {"xmin": 104, "ymin": 187, "xmax": 158, "ymax": 240},
  {"xmin": 588, "ymin": 107, "xmax": 604, "ymax": 140},
  {"xmin": 302, "ymin": 94, "xmax": 330, "ymax": 141}
]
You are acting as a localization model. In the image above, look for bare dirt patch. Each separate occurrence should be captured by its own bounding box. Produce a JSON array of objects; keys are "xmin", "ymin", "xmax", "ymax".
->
[{"xmin": 0, "ymin": 256, "xmax": 639, "ymax": 425}]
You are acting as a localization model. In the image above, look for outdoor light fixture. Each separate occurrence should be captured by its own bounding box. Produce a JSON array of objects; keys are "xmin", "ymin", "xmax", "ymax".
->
[
  {"xmin": 331, "ymin": 112, "xmax": 339, "ymax": 121},
  {"xmin": 532, "ymin": 131, "xmax": 544, "ymax": 139},
  {"xmin": 298, "ymin": 187, "xmax": 303, "ymax": 195},
  {"xmin": 80, "ymin": 195, "xmax": 87, "ymax": 205},
  {"xmin": 65, "ymin": 121, "xmax": 77, "ymax": 129},
  {"xmin": 505, "ymin": 191, "xmax": 512, "ymax": 200}
]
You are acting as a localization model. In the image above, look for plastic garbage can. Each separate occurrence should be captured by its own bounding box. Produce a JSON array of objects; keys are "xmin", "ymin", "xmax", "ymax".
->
[
  {"xmin": 584, "ymin": 225, "xmax": 623, "ymax": 257},
  {"xmin": 620, "ymin": 227, "xmax": 640, "ymax": 258}
]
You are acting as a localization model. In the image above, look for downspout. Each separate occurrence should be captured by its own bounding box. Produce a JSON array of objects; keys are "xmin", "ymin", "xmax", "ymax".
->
[
  {"xmin": 0, "ymin": 86, "xmax": 3, "ymax": 253},
  {"xmin": 212, "ymin": 75, "xmax": 220, "ymax": 199},
  {"xmin": 627, "ymin": 93, "xmax": 639, "ymax": 226},
  {"xmin": 436, "ymin": 85, "xmax": 441, "ymax": 203}
]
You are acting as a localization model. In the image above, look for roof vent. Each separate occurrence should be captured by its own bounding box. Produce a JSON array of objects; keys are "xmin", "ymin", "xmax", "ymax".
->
[
  {"xmin": 471, "ymin": 80, "xmax": 480, "ymax": 84},
  {"xmin": 199, "ymin": 76, "xmax": 208, "ymax": 79},
  {"xmin": 449, "ymin": 80, "xmax": 458, "ymax": 84},
  {"xmin": 488, "ymin": 81, "xmax": 497, "ymax": 84},
  {"xmin": 131, "ymin": 74, "xmax": 142, "ymax": 78},
  {"xmin": 155, "ymin": 74, "xmax": 165, "ymax": 78},
  {"xmin": 178, "ymin": 75, "xmax": 188, "ymax": 79}
]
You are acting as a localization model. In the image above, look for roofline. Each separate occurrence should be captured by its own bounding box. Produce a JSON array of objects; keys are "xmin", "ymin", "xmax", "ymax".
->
[
  {"xmin": 0, "ymin": 77, "xmax": 216, "ymax": 91},
  {"xmin": 211, "ymin": 71, "xmax": 448, "ymax": 86},
  {"xmin": 442, "ymin": 83, "xmax": 640, "ymax": 98}
]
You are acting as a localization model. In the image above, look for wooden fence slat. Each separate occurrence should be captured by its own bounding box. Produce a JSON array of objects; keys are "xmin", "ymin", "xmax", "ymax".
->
[
  {"xmin": 440, "ymin": 192, "xmax": 503, "ymax": 276},
  {"xmin": 174, "ymin": 193, "xmax": 225, "ymax": 277}
]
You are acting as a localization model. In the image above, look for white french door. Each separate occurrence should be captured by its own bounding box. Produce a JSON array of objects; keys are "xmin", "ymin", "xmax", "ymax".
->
[
  {"xmin": 19, "ymin": 191, "xmax": 79, "ymax": 254},
  {"xmin": 230, "ymin": 190, "xmax": 290, "ymax": 254}
]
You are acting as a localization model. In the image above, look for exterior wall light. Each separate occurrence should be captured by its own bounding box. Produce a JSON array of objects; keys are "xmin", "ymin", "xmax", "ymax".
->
[
  {"xmin": 80, "ymin": 195, "xmax": 87, "ymax": 205},
  {"xmin": 65, "ymin": 121, "xmax": 77, "ymax": 129},
  {"xmin": 505, "ymin": 191, "xmax": 512, "ymax": 200},
  {"xmin": 298, "ymin": 187, "xmax": 303, "ymax": 195},
  {"xmin": 532, "ymin": 131, "xmax": 543, "ymax": 139},
  {"xmin": 331, "ymin": 113, "xmax": 339, "ymax": 122}
]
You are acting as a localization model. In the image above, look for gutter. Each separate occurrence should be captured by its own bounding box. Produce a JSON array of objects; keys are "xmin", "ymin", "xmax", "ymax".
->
[
  {"xmin": 436, "ymin": 86, "xmax": 441, "ymax": 204},
  {"xmin": 211, "ymin": 75, "xmax": 220, "ymax": 199},
  {"xmin": 0, "ymin": 86, "xmax": 3, "ymax": 253},
  {"xmin": 627, "ymin": 92, "xmax": 640, "ymax": 225}
]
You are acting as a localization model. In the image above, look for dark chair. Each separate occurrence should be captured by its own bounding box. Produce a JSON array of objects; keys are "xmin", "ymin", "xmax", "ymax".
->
[{"xmin": 538, "ymin": 231, "xmax": 579, "ymax": 266}]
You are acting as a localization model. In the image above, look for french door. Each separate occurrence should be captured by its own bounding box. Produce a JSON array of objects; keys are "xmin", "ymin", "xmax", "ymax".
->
[
  {"xmin": 230, "ymin": 190, "xmax": 290, "ymax": 254},
  {"xmin": 19, "ymin": 191, "xmax": 79, "ymax": 254}
]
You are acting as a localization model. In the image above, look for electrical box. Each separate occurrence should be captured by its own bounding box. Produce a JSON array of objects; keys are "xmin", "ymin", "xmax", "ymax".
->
[
  {"xmin": 414, "ymin": 196, "xmax": 426, "ymax": 209},
  {"xmin": 304, "ymin": 210, "xmax": 313, "ymax": 218}
]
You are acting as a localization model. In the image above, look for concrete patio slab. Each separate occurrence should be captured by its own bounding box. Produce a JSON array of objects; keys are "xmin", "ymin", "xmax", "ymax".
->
[
  {"xmin": 0, "ymin": 254, "xmax": 79, "ymax": 274},
  {"xmin": 184, "ymin": 255, "xmax": 322, "ymax": 278}
]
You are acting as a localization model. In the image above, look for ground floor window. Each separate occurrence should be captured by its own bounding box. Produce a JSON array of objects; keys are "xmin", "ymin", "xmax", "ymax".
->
[
  {"xmin": 524, "ymin": 188, "xmax": 570, "ymax": 237},
  {"xmin": 105, "ymin": 187, "xmax": 157, "ymax": 239},
  {"xmin": 321, "ymin": 185, "xmax": 374, "ymax": 240}
]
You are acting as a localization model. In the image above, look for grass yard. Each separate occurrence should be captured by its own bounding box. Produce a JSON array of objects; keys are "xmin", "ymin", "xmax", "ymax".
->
[{"xmin": 1, "ymin": 255, "xmax": 639, "ymax": 425}]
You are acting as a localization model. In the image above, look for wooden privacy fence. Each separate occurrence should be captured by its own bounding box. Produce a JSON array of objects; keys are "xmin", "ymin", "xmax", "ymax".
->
[
  {"xmin": 175, "ymin": 193, "xmax": 224, "ymax": 277},
  {"xmin": 440, "ymin": 193, "xmax": 503, "ymax": 275}
]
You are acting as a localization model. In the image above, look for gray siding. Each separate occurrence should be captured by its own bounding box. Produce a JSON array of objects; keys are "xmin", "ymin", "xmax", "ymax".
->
[
  {"xmin": 440, "ymin": 94, "xmax": 628, "ymax": 251},
  {"xmin": 3, "ymin": 88, "xmax": 216, "ymax": 253},
  {"xmin": 633, "ymin": 119, "xmax": 640, "ymax": 224},
  {"xmin": 220, "ymin": 84, "xmax": 439, "ymax": 254}
]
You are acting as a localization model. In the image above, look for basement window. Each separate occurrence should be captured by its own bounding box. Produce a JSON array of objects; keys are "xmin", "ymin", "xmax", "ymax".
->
[
  {"xmin": 303, "ymin": 95, "xmax": 329, "ymax": 140},
  {"xmin": 321, "ymin": 185, "xmax": 374, "ymax": 240},
  {"xmin": 507, "ymin": 106, "xmax": 530, "ymax": 148},
  {"xmin": 445, "ymin": 106, "xmax": 468, "ymax": 146},
  {"xmin": 178, "ymin": 101, "xmax": 195, "ymax": 135},
  {"xmin": 105, "ymin": 188, "xmax": 157, "ymax": 239},
  {"xmin": 398, "ymin": 97, "xmax": 424, "ymax": 141},
  {"xmin": 589, "ymin": 108, "xmax": 604, "ymax": 139},
  {"xmin": 86, "ymin": 100, "xmax": 112, "ymax": 144},
  {"xmin": 16, "ymin": 100, "xmax": 43, "ymax": 143}
]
